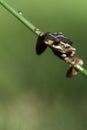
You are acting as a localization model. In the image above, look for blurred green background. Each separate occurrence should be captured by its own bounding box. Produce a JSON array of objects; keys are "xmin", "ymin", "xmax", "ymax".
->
[{"xmin": 0, "ymin": 0, "xmax": 87, "ymax": 130}]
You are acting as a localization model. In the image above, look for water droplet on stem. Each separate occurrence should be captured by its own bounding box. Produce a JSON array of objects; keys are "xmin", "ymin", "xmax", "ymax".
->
[{"xmin": 18, "ymin": 11, "xmax": 23, "ymax": 15}]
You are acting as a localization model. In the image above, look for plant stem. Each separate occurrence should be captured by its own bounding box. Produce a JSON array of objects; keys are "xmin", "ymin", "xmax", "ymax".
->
[
  {"xmin": 76, "ymin": 64, "xmax": 87, "ymax": 76},
  {"xmin": 0, "ymin": 0, "xmax": 40, "ymax": 36},
  {"xmin": 0, "ymin": 0, "xmax": 87, "ymax": 77},
  {"xmin": 69, "ymin": 61, "xmax": 87, "ymax": 77}
]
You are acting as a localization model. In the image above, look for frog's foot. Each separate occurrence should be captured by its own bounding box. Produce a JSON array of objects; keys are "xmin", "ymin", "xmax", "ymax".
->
[
  {"xmin": 66, "ymin": 66, "xmax": 78, "ymax": 77},
  {"xmin": 72, "ymin": 56, "xmax": 84, "ymax": 66},
  {"xmin": 65, "ymin": 56, "xmax": 84, "ymax": 77}
]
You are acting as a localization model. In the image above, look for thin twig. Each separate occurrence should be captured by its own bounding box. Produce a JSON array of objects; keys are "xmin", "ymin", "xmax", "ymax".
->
[{"xmin": 0, "ymin": 0, "xmax": 40, "ymax": 35}]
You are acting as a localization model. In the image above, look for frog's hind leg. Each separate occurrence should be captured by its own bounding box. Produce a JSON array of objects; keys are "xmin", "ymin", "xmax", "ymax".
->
[{"xmin": 36, "ymin": 36, "xmax": 47, "ymax": 55}]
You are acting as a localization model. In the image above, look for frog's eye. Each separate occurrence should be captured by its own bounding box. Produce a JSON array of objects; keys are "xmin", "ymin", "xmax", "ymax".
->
[
  {"xmin": 54, "ymin": 38, "xmax": 60, "ymax": 43},
  {"xmin": 53, "ymin": 42, "xmax": 59, "ymax": 45}
]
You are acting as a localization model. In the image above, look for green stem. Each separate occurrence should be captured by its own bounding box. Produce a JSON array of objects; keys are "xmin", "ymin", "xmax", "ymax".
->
[
  {"xmin": 69, "ymin": 61, "xmax": 87, "ymax": 77},
  {"xmin": 0, "ymin": 0, "xmax": 40, "ymax": 35},
  {"xmin": 76, "ymin": 64, "xmax": 87, "ymax": 76},
  {"xmin": 0, "ymin": 0, "xmax": 87, "ymax": 77}
]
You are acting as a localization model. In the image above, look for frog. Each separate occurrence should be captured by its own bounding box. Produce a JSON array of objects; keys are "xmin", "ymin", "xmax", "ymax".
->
[{"xmin": 36, "ymin": 32, "xmax": 83, "ymax": 77}]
